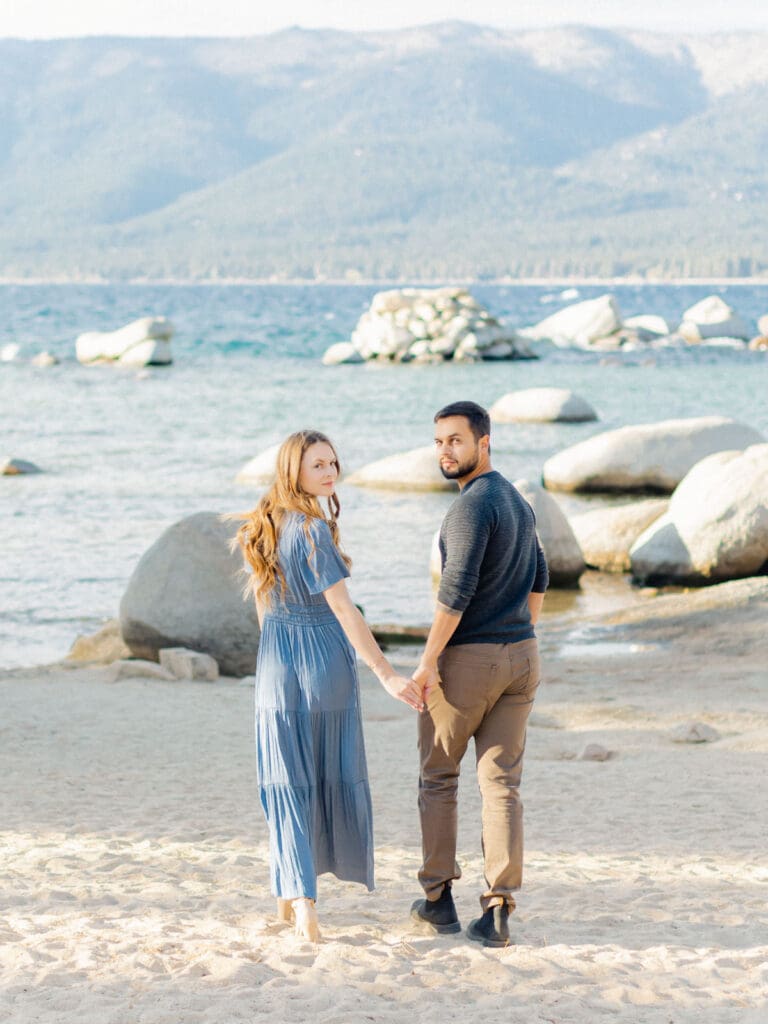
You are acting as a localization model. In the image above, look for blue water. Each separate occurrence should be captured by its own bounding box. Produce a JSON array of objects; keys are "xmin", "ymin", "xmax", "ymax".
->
[{"xmin": 1, "ymin": 282, "xmax": 767, "ymax": 669}]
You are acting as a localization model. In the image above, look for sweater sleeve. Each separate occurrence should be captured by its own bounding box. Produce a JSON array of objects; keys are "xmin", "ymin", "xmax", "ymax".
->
[{"xmin": 436, "ymin": 498, "xmax": 493, "ymax": 612}]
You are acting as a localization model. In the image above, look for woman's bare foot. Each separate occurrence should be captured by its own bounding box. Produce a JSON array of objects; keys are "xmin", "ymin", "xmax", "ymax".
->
[
  {"xmin": 293, "ymin": 897, "xmax": 320, "ymax": 942},
  {"xmin": 276, "ymin": 898, "xmax": 294, "ymax": 923}
]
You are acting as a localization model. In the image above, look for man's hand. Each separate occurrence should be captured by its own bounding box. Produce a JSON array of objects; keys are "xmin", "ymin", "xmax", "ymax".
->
[
  {"xmin": 412, "ymin": 660, "xmax": 440, "ymax": 702},
  {"xmin": 379, "ymin": 672, "xmax": 425, "ymax": 712}
]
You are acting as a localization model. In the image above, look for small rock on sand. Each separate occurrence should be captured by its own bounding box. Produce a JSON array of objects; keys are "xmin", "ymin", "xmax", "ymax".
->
[
  {"xmin": 67, "ymin": 619, "xmax": 131, "ymax": 664},
  {"xmin": 670, "ymin": 722, "xmax": 721, "ymax": 743},
  {"xmin": 579, "ymin": 742, "xmax": 613, "ymax": 761},
  {"xmin": 105, "ymin": 659, "xmax": 175, "ymax": 682},
  {"xmin": 159, "ymin": 647, "xmax": 219, "ymax": 682}
]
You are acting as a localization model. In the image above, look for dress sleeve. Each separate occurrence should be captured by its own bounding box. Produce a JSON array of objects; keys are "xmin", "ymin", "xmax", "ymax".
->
[{"xmin": 297, "ymin": 518, "xmax": 351, "ymax": 595}]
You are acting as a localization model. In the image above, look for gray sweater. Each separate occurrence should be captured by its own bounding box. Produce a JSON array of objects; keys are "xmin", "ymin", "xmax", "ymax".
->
[{"xmin": 436, "ymin": 471, "xmax": 549, "ymax": 646}]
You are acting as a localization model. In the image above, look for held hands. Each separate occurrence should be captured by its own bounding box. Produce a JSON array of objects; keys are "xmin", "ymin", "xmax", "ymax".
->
[
  {"xmin": 412, "ymin": 661, "xmax": 440, "ymax": 702},
  {"xmin": 378, "ymin": 671, "xmax": 425, "ymax": 712}
]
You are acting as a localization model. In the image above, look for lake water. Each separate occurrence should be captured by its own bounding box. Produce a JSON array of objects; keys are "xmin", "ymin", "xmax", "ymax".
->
[{"xmin": 2, "ymin": 281, "xmax": 767, "ymax": 669}]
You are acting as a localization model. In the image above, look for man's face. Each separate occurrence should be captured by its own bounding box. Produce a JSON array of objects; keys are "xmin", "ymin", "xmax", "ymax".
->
[{"xmin": 434, "ymin": 415, "xmax": 487, "ymax": 480}]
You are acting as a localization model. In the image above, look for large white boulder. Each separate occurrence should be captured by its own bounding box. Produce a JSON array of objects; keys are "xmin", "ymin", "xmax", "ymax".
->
[
  {"xmin": 119, "ymin": 511, "xmax": 260, "ymax": 676},
  {"xmin": 76, "ymin": 317, "xmax": 173, "ymax": 366},
  {"xmin": 623, "ymin": 314, "xmax": 672, "ymax": 339},
  {"xmin": 235, "ymin": 443, "xmax": 281, "ymax": 486},
  {"xmin": 346, "ymin": 445, "xmax": 453, "ymax": 491},
  {"xmin": 630, "ymin": 444, "xmax": 768, "ymax": 585},
  {"xmin": 569, "ymin": 498, "xmax": 669, "ymax": 572},
  {"xmin": 491, "ymin": 388, "xmax": 597, "ymax": 423},
  {"xmin": 677, "ymin": 296, "xmax": 751, "ymax": 343},
  {"xmin": 513, "ymin": 479, "xmax": 585, "ymax": 586},
  {"xmin": 543, "ymin": 416, "xmax": 764, "ymax": 494},
  {"xmin": 321, "ymin": 341, "xmax": 364, "ymax": 365},
  {"xmin": 521, "ymin": 294, "xmax": 622, "ymax": 348}
]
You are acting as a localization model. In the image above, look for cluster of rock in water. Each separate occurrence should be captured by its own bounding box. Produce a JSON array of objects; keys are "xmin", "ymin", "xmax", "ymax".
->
[
  {"xmin": 102, "ymin": 399, "xmax": 768, "ymax": 677},
  {"xmin": 322, "ymin": 288, "xmax": 768, "ymax": 364},
  {"xmin": 75, "ymin": 317, "xmax": 174, "ymax": 366},
  {"xmin": 1, "ymin": 317, "xmax": 175, "ymax": 474},
  {"xmin": 3, "ymin": 288, "xmax": 768, "ymax": 379},
  {"xmin": 516, "ymin": 292, "xmax": 768, "ymax": 352},
  {"xmin": 322, "ymin": 287, "xmax": 533, "ymax": 364},
  {"xmin": 1, "ymin": 315, "xmax": 174, "ymax": 371}
]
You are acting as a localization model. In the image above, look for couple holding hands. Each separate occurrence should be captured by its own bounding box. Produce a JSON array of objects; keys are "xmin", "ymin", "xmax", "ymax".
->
[{"xmin": 236, "ymin": 401, "xmax": 548, "ymax": 946}]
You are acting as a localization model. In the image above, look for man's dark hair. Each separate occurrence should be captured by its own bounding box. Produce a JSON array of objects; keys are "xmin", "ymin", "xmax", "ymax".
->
[{"xmin": 434, "ymin": 401, "xmax": 491, "ymax": 441}]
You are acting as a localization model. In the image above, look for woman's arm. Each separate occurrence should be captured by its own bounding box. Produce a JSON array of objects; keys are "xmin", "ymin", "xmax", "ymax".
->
[{"xmin": 322, "ymin": 579, "xmax": 424, "ymax": 712}]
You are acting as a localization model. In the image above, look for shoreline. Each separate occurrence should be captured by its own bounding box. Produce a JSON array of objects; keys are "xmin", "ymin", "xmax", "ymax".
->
[
  {"xmin": 1, "ymin": 572, "xmax": 760, "ymax": 678},
  {"xmin": 0, "ymin": 570, "xmax": 670, "ymax": 675}
]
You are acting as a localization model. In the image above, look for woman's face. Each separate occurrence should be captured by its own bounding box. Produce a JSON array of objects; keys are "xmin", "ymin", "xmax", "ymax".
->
[{"xmin": 298, "ymin": 441, "xmax": 339, "ymax": 497}]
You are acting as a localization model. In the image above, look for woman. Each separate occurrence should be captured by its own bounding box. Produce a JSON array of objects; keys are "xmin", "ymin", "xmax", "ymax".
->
[{"xmin": 236, "ymin": 430, "xmax": 423, "ymax": 942}]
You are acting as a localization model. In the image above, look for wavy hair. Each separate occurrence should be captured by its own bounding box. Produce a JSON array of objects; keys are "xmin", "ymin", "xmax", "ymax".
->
[{"xmin": 235, "ymin": 430, "xmax": 351, "ymax": 606}]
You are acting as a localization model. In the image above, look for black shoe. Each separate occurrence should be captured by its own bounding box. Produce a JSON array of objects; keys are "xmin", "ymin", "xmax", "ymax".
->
[
  {"xmin": 466, "ymin": 904, "xmax": 511, "ymax": 947},
  {"xmin": 410, "ymin": 883, "xmax": 461, "ymax": 934}
]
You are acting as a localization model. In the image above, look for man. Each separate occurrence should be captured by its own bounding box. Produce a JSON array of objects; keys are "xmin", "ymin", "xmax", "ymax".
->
[{"xmin": 411, "ymin": 400, "xmax": 548, "ymax": 947}]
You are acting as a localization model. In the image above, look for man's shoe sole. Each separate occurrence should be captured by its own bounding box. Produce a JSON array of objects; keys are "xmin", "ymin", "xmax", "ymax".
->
[
  {"xmin": 466, "ymin": 919, "xmax": 511, "ymax": 948},
  {"xmin": 410, "ymin": 901, "xmax": 461, "ymax": 934}
]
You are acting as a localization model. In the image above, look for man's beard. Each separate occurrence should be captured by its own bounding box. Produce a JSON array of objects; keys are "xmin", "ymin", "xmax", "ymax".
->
[{"xmin": 440, "ymin": 449, "xmax": 480, "ymax": 480}]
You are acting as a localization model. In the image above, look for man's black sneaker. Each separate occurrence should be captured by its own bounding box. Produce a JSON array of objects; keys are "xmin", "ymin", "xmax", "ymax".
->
[
  {"xmin": 410, "ymin": 883, "xmax": 461, "ymax": 934},
  {"xmin": 466, "ymin": 903, "xmax": 511, "ymax": 947}
]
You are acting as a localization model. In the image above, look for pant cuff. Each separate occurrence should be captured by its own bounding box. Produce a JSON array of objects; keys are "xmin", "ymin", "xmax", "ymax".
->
[{"xmin": 481, "ymin": 892, "xmax": 517, "ymax": 912}]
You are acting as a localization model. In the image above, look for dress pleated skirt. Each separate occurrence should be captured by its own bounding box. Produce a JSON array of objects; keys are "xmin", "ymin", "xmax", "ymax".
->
[{"xmin": 254, "ymin": 604, "xmax": 374, "ymax": 899}]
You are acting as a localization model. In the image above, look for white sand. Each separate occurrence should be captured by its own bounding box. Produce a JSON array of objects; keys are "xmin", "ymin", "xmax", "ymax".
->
[{"xmin": 1, "ymin": 583, "xmax": 767, "ymax": 1023}]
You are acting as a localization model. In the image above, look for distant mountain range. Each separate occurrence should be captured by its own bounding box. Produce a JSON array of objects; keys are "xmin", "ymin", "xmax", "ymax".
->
[{"xmin": 1, "ymin": 24, "xmax": 767, "ymax": 280}]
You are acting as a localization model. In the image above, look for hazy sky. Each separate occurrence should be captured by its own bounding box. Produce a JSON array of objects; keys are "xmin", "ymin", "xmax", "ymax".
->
[{"xmin": 2, "ymin": 0, "xmax": 768, "ymax": 39}]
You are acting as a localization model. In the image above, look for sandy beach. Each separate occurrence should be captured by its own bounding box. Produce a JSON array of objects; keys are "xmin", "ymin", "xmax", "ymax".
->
[{"xmin": 1, "ymin": 578, "xmax": 767, "ymax": 1024}]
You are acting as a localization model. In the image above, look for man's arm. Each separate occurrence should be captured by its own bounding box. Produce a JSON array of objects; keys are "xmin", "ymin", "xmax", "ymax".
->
[
  {"xmin": 528, "ymin": 590, "xmax": 544, "ymax": 625},
  {"xmin": 412, "ymin": 602, "xmax": 463, "ymax": 697},
  {"xmin": 415, "ymin": 500, "xmax": 492, "ymax": 698}
]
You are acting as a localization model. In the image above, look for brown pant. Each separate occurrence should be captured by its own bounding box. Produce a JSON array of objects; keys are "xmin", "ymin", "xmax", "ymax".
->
[{"xmin": 418, "ymin": 638, "xmax": 540, "ymax": 912}]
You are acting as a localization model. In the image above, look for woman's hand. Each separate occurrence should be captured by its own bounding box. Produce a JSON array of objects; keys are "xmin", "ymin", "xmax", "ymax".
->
[{"xmin": 379, "ymin": 672, "xmax": 425, "ymax": 712}]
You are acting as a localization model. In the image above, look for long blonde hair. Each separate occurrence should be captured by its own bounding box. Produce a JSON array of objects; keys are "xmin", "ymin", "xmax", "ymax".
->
[{"xmin": 236, "ymin": 430, "xmax": 351, "ymax": 606}]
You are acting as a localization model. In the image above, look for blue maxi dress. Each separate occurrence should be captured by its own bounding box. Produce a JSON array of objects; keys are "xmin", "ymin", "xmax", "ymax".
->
[{"xmin": 254, "ymin": 512, "xmax": 374, "ymax": 900}]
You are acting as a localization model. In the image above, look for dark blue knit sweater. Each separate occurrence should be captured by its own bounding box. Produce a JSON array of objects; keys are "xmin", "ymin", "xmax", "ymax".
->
[{"xmin": 436, "ymin": 471, "xmax": 549, "ymax": 646}]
